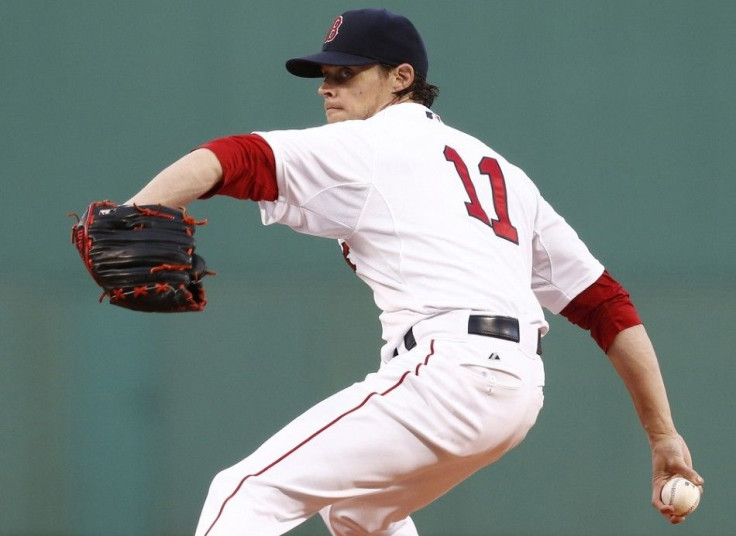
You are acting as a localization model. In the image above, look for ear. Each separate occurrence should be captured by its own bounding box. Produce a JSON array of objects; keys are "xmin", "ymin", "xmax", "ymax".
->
[{"xmin": 392, "ymin": 63, "xmax": 415, "ymax": 92}]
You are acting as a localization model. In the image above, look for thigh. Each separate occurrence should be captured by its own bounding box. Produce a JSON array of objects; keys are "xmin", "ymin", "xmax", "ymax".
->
[
  {"xmin": 324, "ymin": 457, "xmax": 483, "ymax": 536},
  {"xmin": 197, "ymin": 338, "xmax": 543, "ymax": 535},
  {"xmin": 197, "ymin": 348, "xmax": 439, "ymax": 534},
  {"xmin": 323, "ymin": 340, "xmax": 545, "ymax": 535}
]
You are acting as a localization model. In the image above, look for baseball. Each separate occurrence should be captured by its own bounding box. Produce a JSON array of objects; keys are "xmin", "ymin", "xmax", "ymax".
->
[{"xmin": 660, "ymin": 477, "xmax": 701, "ymax": 516}]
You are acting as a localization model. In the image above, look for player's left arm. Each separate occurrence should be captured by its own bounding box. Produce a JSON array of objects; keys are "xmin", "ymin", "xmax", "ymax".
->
[
  {"xmin": 606, "ymin": 325, "xmax": 704, "ymax": 524},
  {"xmin": 127, "ymin": 148, "xmax": 223, "ymax": 207},
  {"xmin": 126, "ymin": 134, "xmax": 278, "ymax": 207}
]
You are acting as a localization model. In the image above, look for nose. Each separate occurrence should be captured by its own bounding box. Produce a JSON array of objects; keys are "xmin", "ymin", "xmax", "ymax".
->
[{"xmin": 318, "ymin": 80, "xmax": 334, "ymax": 98}]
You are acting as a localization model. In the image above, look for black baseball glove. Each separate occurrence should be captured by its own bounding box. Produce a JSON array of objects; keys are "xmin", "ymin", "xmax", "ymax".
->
[{"xmin": 71, "ymin": 201, "xmax": 210, "ymax": 312}]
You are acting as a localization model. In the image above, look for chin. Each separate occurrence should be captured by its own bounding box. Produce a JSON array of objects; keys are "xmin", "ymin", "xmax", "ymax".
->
[{"xmin": 325, "ymin": 109, "xmax": 356, "ymax": 123}]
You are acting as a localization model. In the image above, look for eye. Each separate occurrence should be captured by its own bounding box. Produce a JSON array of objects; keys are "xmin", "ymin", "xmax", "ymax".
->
[{"xmin": 321, "ymin": 66, "xmax": 358, "ymax": 86}]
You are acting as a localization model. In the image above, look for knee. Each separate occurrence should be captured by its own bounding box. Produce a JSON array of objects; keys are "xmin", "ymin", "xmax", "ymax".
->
[
  {"xmin": 327, "ymin": 508, "xmax": 372, "ymax": 536},
  {"xmin": 327, "ymin": 507, "xmax": 411, "ymax": 536},
  {"xmin": 207, "ymin": 467, "xmax": 235, "ymax": 498}
]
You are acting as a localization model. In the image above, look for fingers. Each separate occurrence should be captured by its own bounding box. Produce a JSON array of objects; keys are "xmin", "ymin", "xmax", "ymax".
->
[
  {"xmin": 649, "ymin": 434, "xmax": 704, "ymax": 524},
  {"xmin": 652, "ymin": 474, "xmax": 704, "ymax": 525},
  {"xmin": 653, "ymin": 493, "xmax": 682, "ymax": 523}
]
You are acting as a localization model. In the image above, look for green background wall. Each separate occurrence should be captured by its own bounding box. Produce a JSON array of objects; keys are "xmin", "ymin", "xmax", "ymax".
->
[{"xmin": 2, "ymin": 1, "xmax": 734, "ymax": 534}]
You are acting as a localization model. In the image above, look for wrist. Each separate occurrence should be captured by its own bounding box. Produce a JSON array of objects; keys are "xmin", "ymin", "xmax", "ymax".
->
[{"xmin": 647, "ymin": 429, "xmax": 680, "ymax": 447}]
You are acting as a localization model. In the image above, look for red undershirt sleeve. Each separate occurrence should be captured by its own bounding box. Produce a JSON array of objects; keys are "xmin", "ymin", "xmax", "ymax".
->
[
  {"xmin": 560, "ymin": 270, "xmax": 643, "ymax": 352},
  {"xmin": 197, "ymin": 134, "xmax": 278, "ymax": 201}
]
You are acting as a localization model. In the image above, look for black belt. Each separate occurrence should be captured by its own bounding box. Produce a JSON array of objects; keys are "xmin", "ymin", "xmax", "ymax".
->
[{"xmin": 394, "ymin": 315, "xmax": 542, "ymax": 356}]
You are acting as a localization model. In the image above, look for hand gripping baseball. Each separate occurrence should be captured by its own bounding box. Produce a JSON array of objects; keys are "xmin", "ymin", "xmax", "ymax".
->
[
  {"xmin": 650, "ymin": 433, "xmax": 704, "ymax": 524},
  {"xmin": 71, "ymin": 201, "xmax": 211, "ymax": 312}
]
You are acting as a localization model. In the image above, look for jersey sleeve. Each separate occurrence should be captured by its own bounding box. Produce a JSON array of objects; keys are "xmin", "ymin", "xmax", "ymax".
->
[
  {"xmin": 255, "ymin": 123, "xmax": 376, "ymax": 239},
  {"xmin": 531, "ymin": 196, "xmax": 605, "ymax": 314}
]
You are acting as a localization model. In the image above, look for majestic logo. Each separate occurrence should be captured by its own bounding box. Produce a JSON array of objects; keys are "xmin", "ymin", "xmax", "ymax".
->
[{"xmin": 324, "ymin": 15, "xmax": 343, "ymax": 43}]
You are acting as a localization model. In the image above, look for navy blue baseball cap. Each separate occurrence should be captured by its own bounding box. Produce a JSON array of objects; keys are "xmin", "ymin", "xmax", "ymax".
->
[{"xmin": 286, "ymin": 9, "xmax": 429, "ymax": 79}]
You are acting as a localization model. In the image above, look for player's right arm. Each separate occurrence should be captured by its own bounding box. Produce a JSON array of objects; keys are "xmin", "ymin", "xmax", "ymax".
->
[
  {"xmin": 559, "ymin": 272, "xmax": 704, "ymax": 523},
  {"xmin": 606, "ymin": 325, "xmax": 704, "ymax": 524},
  {"xmin": 530, "ymin": 196, "xmax": 703, "ymax": 523}
]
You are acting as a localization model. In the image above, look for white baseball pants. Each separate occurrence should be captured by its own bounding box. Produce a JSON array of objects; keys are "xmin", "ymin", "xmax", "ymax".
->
[{"xmin": 195, "ymin": 327, "xmax": 545, "ymax": 535}]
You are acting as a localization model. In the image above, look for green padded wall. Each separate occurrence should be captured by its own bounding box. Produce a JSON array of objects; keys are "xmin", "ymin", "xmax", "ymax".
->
[{"xmin": 2, "ymin": 1, "xmax": 734, "ymax": 535}]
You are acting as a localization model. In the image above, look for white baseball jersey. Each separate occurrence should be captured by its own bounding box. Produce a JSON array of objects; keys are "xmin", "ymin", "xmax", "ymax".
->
[
  {"xmin": 257, "ymin": 102, "xmax": 603, "ymax": 361},
  {"xmin": 197, "ymin": 102, "xmax": 606, "ymax": 536}
]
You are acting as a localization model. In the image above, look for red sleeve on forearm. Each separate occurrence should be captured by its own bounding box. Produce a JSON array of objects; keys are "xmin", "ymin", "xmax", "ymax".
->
[
  {"xmin": 198, "ymin": 134, "xmax": 278, "ymax": 201},
  {"xmin": 560, "ymin": 270, "xmax": 643, "ymax": 352}
]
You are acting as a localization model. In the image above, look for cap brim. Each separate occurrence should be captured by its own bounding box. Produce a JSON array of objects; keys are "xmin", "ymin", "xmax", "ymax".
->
[{"xmin": 285, "ymin": 51, "xmax": 378, "ymax": 78}]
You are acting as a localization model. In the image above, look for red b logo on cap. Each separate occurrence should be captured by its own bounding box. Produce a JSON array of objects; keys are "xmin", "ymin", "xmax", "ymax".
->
[{"xmin": 324, "ymin": 15, "xmax": 343, "ymax": 43}]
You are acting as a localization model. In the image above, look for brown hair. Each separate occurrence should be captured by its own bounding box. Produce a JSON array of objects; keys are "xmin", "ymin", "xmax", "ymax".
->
[{"xmin": 380, "ymin": 64, "xmax": 440, "ymax": 108}]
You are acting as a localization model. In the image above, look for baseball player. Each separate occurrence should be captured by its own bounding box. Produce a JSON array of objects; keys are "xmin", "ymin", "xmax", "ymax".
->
[{"xmin": 122, "ymin": 8, "xmax": 702, "ymax": 535}]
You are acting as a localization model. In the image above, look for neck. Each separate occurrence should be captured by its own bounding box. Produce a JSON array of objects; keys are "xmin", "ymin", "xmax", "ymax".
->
[{"xmin": 378, "ymin": 93, "xmax": 414, "ymax": 114}]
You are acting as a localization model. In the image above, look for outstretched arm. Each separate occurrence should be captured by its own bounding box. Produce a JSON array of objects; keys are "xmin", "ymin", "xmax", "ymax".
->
[
  {"xmin": 126, "ymin": 148, "xmax": 223, "ymax": 207},
  {"xmin": 606, "ymin": 325, "xmax": 704, "ymax": 524},
  {"xmin": 126, "ymin": 135, "xmax": 278, "ymax": 207}
]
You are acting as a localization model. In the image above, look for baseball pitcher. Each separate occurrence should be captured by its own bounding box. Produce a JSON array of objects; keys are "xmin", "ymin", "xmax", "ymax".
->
[{"xmin": 72, "ymin": 8, "xmax": 703, "ymax": 536}]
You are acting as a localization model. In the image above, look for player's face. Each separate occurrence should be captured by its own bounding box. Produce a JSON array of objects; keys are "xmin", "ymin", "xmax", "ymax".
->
[{"xmin": 318, "ymin": 64, "xmax": 399, "ymax": 123}]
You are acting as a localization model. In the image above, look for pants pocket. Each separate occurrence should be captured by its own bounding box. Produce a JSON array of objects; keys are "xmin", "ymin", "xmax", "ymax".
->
[{"xmin": 460, "ymin": 364, "xmax": 523, "ymax": 392}]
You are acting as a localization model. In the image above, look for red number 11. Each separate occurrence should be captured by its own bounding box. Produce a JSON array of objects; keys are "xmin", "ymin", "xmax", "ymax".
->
[{"xmin": 444, "ymin": 145, "xmax": 519, "ymax": 244}]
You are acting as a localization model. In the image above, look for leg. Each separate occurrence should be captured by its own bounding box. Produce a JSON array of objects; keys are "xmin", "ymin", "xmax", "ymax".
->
[
  {"xmin": 320, "ymin": 507, "xmax": 419, "ymax": 536},
  {"xmin": 196, "ymin": 348, "xmax": 440, "ymax": 535},
  {"xmin": 196, "ymin": 338, "xmax": 544, "ymax": 536}
]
